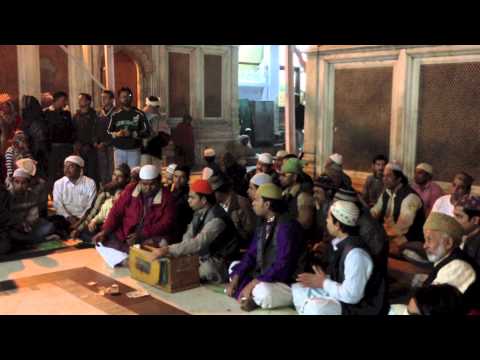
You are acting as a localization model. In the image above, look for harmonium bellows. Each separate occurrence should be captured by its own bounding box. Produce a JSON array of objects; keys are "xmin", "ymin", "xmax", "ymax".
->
[{"xmin": 129, "ymin": 245, "xmax": 200, "ymax": 293}]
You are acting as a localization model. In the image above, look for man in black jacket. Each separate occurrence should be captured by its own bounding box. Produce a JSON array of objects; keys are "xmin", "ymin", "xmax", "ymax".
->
[
  {"xmin": 107, "ymin": 87, "xmax": 150, "ymax": 169},
  {"xmin": 170, "ymin": 165, "xmax": 193, "ymax": 243},
  {"xmin": 73, "ymin": 93, "xmax": 98, "ymax": 183},
  {"xmin": 44, "ymin": 91, "xmax": 76, "ymax": 191}
]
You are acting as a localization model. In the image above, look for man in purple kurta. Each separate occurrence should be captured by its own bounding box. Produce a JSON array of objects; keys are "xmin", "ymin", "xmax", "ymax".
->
[{"xmin": 226, "ymin": 183, "xmax": 305, "ymax": 312}]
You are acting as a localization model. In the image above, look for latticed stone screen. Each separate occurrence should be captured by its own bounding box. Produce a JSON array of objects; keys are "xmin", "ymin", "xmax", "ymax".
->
[
  {"xmin": 333, "ymin": 67, "xmax": 393, "ymax": 173},
  {"xmin": 417, "ymin": 62, "xmax": 480, "ymax": 184}
]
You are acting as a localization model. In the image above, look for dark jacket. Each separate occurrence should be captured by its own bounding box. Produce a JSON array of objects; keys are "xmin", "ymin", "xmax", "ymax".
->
[
  {"xmin": 73, "ymin": 108, "xmax": 98, "ymax": 146},
  {"xmin": 107, "ymin": 107, "xmax": 150, "ymax": 150},
  {"xmin": 327, "ymin": 236, "xmax": 388, "ymax": 315},
  {"xmin": 424, "ymin": 247, "xmax": 480, "ymax": 310},
  {"xmin": 379, "ymin": 184, "xmax": 425, "ymax": 242},
  {"xmin": 171, "ymin": 186, "xmax": 193, "ymax": 243},
  {"xmin": 44, "ymin": 107, "xmax": 76, "ymax": 146}
]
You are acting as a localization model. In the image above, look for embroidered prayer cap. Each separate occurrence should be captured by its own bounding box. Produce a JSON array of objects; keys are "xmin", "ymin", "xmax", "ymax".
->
[
  {"xmin": 64, "ymin": 155, "xmax": 85, "ymax": 168},
  {"xmin": 191, "ymin": 179, "xmax": 213, "ymax": 195},
  {"xmin": 314, "ymin": 175, "xmax": 337, "ymax": 191},
  {"xmin": 385, "ymin": 161, "xmax": 403, "ymax": 173},
  {"xmin": 257, "ymin": 183, "xmax": 283, "ymax": 200},
  {"xmin": 334, "ymin": 188, "xmax": 359, "ymax": 203},
  {"xmin": 416, "ymin": 163, "xmax": 433, "ymax": 175},
  {"xmin": 203, "ymin": 147, "xmax": 216, "ymax": 157},
  {"xmin": 457, "ymin": 195, "xmax": 480, "ymax": 212},
  {"xmin": 250, "ymin": 173, "xmax": 273, "ymax": 187},
  {"xmin": 256, "ymin": 153, "xmax": 274, "ymax": 165},
  {"xmin": 139, "ymin": 165, "xmax": 160, "ymax": 180},
  {"xmin": 166, "ymin": 163, "xmax": 178, "ymax": 175},
  {"xmin": 331, "ymin": 200, "xmax": 360, "ymax": 227},
  {"xmin": 329, "ymin": 153, "xmax": 343, "ymax": 166},
  {"xmin": 423, "ymin": 212, "xmax": 464, "ymax": 244},
  {"xmin": 208, "ymin": 175, "xmax": 231, "ymax": 192},
  {"xmin": 202, "ymin": 167, "xmax": 214, "ymax": 180},
  {"xmin": 13, "ymin": 168, "xmax": 31, "ymax": 179},
  {"xmin": 16, "ymin": 158, "xmax": 37, "ymax": 177},
  {"xmin": 281, "ymin": 158, "xmax": 306, "ymax": 175},
  {"xmin": 275, "ymin": 150, "xmax": 288, "ymax": 159}
]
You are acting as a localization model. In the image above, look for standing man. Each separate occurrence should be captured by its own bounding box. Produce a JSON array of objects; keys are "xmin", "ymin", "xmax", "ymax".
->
[
  {"xmin": 96, "ymin": 90, "xmax": 116, "ymax": 186},
  {"xmin": 172, "ymin": 113, "xmax": 195, "ymax": 167},
  {"xmin": 362, "ymin": 154, "xmax": 388, "ymax": 208},
  {"xmin": 44, "ymin": 91, "xmax": 76, "ymax": 191},
  {"xmin": 142, "ymin": 96, "xmax": 170, "ymax": 167},
  {"xmin": 108, "ymin": 87, "xmax": 150, "ymax": 169},
  {"xmin": 412, "ymin": 163, "xmax": 444, "ymax": 217},
  {"xmin": 73, "ymin": 93, "xmax": 99, "ymax": 183}
]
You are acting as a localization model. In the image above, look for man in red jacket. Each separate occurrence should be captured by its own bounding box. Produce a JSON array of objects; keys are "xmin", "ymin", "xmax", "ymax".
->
[{"xmin": 92, "ymin": 165, "xmax": 176, "ymax": 253}]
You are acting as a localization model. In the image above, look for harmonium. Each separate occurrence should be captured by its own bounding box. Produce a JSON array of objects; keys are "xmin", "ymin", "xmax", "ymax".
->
[{"xmin": 129, "ymin": 245, "xmax": 200, "ymax": 293}]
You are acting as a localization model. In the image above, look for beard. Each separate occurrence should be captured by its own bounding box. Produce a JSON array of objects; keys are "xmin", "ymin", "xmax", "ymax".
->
[{"xmin": 426, "ymin": 243, "xmax": 447, "ymax": 263}]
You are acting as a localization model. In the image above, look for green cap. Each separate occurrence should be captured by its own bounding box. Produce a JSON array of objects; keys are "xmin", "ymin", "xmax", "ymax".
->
[
  {"xmin": 257, "ymin": 183, "xmax": 283, "ymax": 200},
  {"xmin": 281, "ymin": 158, "xmax": 306, "ymax": 175}
]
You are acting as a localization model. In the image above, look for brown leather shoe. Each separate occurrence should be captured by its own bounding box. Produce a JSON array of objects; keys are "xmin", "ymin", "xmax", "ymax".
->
[{"xmin": 240, "ymin": 297, "xmax": 259, "ymax": 312}]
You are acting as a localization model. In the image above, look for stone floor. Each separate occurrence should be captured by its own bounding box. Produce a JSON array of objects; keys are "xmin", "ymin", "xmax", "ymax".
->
[{"xmin": 0, "ymin": 248, "xmax": 296, "ymax": 315}]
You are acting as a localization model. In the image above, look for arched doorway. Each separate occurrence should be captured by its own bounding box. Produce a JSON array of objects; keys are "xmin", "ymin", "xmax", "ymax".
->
[
  {"xmin": 101, "ymin": 50, "xmax": 141, "ymax": 108},
  {"xmin": 113, "ymin": 51, "xmax": 141, "ymax": 108}
]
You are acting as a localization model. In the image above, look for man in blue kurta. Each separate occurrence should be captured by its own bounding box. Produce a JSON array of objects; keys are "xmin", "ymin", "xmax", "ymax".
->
[{"xmin": 226, "ymin": 183, "xmax": 305, "ymax": 312}]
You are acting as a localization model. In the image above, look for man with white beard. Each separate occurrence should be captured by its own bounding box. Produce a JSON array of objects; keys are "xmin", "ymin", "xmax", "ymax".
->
[{"xmin": 389, "ymin": 212, "xmax": 478, "ymax": 315}]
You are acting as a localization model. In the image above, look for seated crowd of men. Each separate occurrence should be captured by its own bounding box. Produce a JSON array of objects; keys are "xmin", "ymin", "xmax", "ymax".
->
[{"xmin": 1, "ymin": 90, "xmax": 480, "ymax": 315}]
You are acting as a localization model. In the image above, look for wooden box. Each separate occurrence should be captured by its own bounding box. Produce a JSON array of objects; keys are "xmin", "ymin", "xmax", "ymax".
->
[{"xmin": 129, "ymin": 246, "xmax": 200, "ymax": 293}]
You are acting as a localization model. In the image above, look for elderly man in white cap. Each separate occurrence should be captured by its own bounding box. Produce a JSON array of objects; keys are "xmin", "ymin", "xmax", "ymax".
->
[
  {"xmin": 371, "ymin": 162, "xmax": 425, "ymax": 254},
  {"xmin": 324, "ymin": 153, "xmax": 352, "ymax": 190},
  {"xmin": 412, "ymin": 163, "xmax": 444, "ymax": 217},
  {"xmin": 8, "ymin": 168, "xmax": 56, "ymax": 247},
  {"xmin": 292, "ymin": 200, "xmax": 387, "ymax": 315},
  {"xmin": 52, "ymin": 155, "xmax": 97, "ymax": 235},
  {"xmin": 92, "ymin": 164, "xmax": 176, "ymax": 254}
]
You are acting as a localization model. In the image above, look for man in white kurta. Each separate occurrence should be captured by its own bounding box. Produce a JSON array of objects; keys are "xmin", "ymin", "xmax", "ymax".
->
[
  {"xmin": 431, "ymin": 172, "xmax": 474, "ymax": 217},
  {"xmin": 389, "ymin": 212, "xmax": 476, "ymax": 315},
  {"xmin": 292, "ymin": 201, "xmax": 374, "ymax": 315},
  {"xmin": 53, "ymin": 156, "xmax": 97, "ymax": 225}
]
